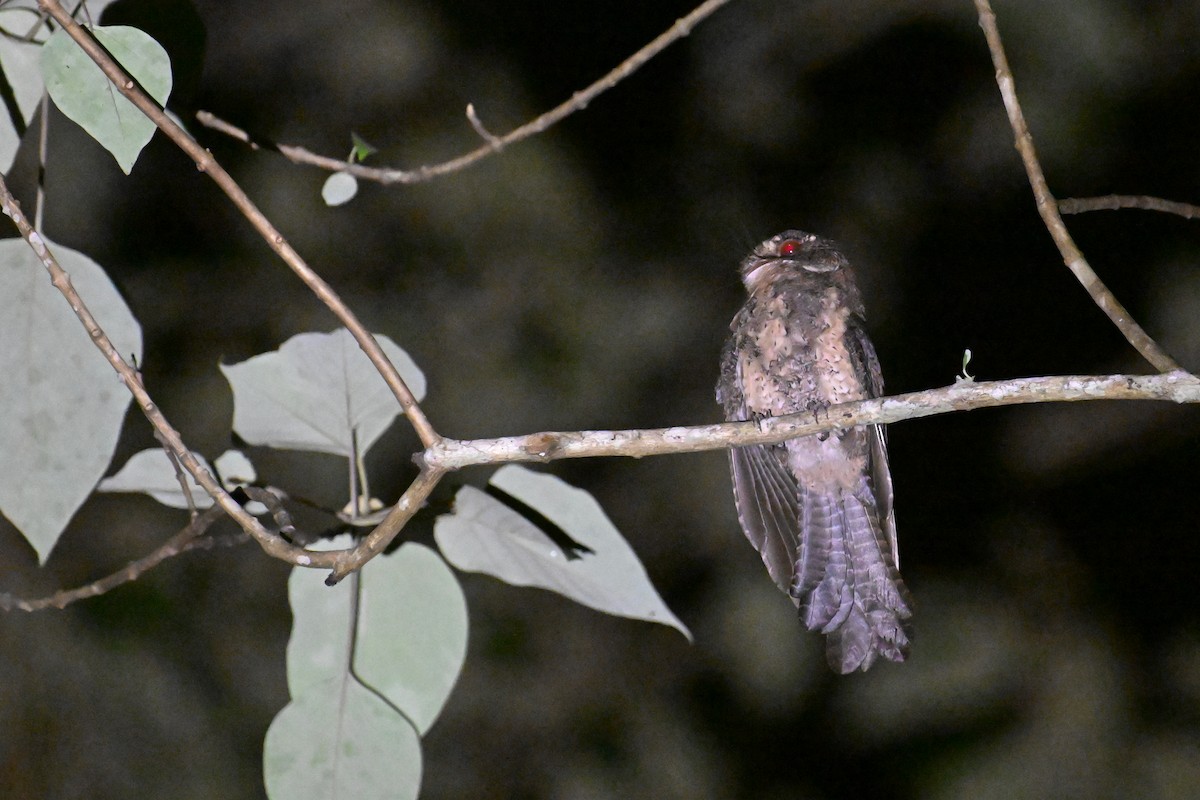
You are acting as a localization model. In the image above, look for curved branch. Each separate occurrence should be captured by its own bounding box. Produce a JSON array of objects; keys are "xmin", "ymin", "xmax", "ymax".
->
[
  {"xmin": 195, "ymin": 0, "xmax": 735, "ymax": 184},
  {"xmin": 1060, "ymin": 195, "xmax": 1200, "ymax": 220},
  {"xmin": 421, "ymin": 372, "xmax": 1200, "ymax": 469},
  {"xmin": 36, "ymin": 0, "xmax": 440, "ymax": 447},
  {"xmin": 325, "ymin": 466, "xmax": 447, "ymax": 584},
  {"xmin": 973, "ymin": 0, "xmax": 1181, "ymax": 374}
]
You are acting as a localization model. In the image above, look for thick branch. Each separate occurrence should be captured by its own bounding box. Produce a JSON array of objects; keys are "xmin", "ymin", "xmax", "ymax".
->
[
  {"xmin": 195, "ymin": 0, "xmax": 734, "ymax": 184},
  {"xmin": 973, "ymin": 0, "xmax": 1180, "ymax": 374},
  {"xmin": 422, "ymin": 373, "xmax": 1200, "ymax": 469},
  {"xmin": 36, "ymin": 0, "xmax": 439, "ymax": 447}
]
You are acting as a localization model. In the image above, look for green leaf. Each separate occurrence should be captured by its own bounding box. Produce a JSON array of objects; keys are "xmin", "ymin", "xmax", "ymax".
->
[
  {"xmin": 321, "ymin": 172, "xmax": 358, "ymax": 206},
  {"xmin": 269, "ymin": 538, "xmax": 462, "ymax": 799},
  {"xmin": 350, "ymin": 132, "xmax": 377, "ymax": 162},
  {"xmin": 97, "ymin": 448, "xmax": 257, "ymax": 510},
  {"xmin": 42, "ymin": 24, "xmax": 172, "ymax": 174},
  {"xmin": 0, "ymin": 8, "xmax": 47, "ymax": 171},
  {"xmin": 283, "ymin": 535, "xmax": 359, "ymax": 694},
  {"xmin": 263, "ymin": 684, "xmax": 422, "ymax": 800},
  {"xmin": 0, "ymin": 238, "xmax": 141, "ymax": 563},
  {"xmin": 355, "ymin": 543, "xmax": 468, "ymax": 734},
  {"xmin": 435, "ymin": 464, "xmax": 692, "ymax": 640},
  {"xmin": 220, "ymin": 329, "xmax": 425, "ymax": 457}
]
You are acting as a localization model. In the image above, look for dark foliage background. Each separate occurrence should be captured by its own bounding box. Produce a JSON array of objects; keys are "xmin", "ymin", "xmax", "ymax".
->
[{"xmin": 3, "ymin": 0, "xmax": 1200, "ymax": 797}]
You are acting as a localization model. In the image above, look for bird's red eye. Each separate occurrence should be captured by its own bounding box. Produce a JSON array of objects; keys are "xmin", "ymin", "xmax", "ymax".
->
[{"xmin": 778, "ymin": 239, "xmax": 800, "ymax": 257}]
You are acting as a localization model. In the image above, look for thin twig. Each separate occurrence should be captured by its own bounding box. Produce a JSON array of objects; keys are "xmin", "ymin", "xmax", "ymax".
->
[
  {"xmin": 36, "ymin": 0, "xmax": 440, "ymax": 448},
  {"xmin": 973, "ymin": 0, "xmax": 1180, "ymax": 374},
  {"xmin": 243, "ymin": 486, "xmax": 298, "ymax": 539},
  {"xmin": 0, "ymin": 505, "xmax": 227, "ymax": 612},
  {"xmin": 1060, "ymin": 195, "xmax": 1200, "ymax": 219},
  {"xmin": 2, "ymin": 490, "xmax": 296, "ymax": 613},
  {"xmin": 465, "ymin": 103, "xmax": 502, "ymax": 147},
  {"xmin": 195, "ymin": 0, "xmax": 735, "ymax": 185},
  {"xmin": 161, "ymin": 439, "xmax": 199, "ymax": 518},
  {"xmin": 421, "ymin": 372, "xmax": 1200, "ymax": 469},
  {"xmin": 193, "ymin": 109, "xmax": 261, "ymax": 148}
]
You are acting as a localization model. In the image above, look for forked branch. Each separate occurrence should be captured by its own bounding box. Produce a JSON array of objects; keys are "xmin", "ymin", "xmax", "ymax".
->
[
  {"xmin": 973, "ymin": 0, "xmax": 1181, "ymax": 374},
  {"xmin": 36, "ymin": 0, "xmax": 438, "ymax": 447},
  {"xmin": 195, "ymin": 0, "xmax": 735, "ymax": 184},
  {"xmin": 8, "ymin": 369, "xmax": 1196, "ymax": 608}
]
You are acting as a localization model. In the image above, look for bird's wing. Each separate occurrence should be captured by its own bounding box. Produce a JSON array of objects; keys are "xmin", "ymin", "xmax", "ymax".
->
[
  {"xmin": 728, "ymin": 442, "xmax": 801, "ymax": 593},
  {"xmin": 719, "ymin": 319, "xmax": 804, "ymax": 593},
  {"xmin": 848, "ymin": 317, "xmax": 899, "ymax": 570}
]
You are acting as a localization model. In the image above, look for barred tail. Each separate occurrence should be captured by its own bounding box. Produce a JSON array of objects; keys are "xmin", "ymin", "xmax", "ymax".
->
[{"xmin": 791, "ymin": 482, "xmax": 912, "ymax": 673}]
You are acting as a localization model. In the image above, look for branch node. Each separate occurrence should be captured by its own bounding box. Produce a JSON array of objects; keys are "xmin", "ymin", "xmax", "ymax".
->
[{"xmin": 465, "ymin": 103, "xmax": 502, "ymax": 148}]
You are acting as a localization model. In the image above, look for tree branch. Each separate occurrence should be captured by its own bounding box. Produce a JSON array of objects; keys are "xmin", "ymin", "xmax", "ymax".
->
[
  {"xmin": 0, "ymin": 171, "xmax": 332, "ymax": 568},
  {"xmin": 1059, "ymin": 195, "xmax": 1200, "ymax": 219},
  {"xmin": 973, "ymin": 0, "xmax": 1181, "ymax": 374},
  {"xmin": 24, "ymin": 0, "xmax": 453, "ymax": 577},
  {"xmin": 326, "ymin": 466, "xmax": 447, "ymax": 584},
  {"xmin": 1, "ymin": 487, "xmax": 305, "ymax": 613},
  {"xmin": 0, "ymin": 505, "xmax": 228, "ymax": 612},
  {"xmin": 36, "ymin": 0, "xmax": 439, "ymax": 447},
  {"xmin": 194, "ymin": 0, "xmax": 734, "ymax": 184},
  {"xmin": 421, "ymin": 372, "xmax": 1200, "ymax": 469}
]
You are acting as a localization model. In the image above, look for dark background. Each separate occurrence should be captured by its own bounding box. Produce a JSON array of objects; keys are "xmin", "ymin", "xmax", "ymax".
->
[{"xmin": 3, "ymin": 0, "xmax": 1200, "ymax": 797}]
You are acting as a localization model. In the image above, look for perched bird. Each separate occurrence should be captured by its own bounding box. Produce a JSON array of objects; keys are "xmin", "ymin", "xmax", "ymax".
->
[{"xmin": 716, "ymin": 231, "xmax": 912, "ymax": 673}]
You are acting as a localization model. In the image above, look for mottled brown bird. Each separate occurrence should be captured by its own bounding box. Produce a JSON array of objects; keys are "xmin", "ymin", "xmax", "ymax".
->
[{"xmin": 716, "ymin": 231, "xmax": 912, "ymax": 673}]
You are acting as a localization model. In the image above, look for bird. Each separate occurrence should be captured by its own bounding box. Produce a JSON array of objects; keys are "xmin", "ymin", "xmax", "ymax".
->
[{"xmin": 715, "ymin": 230, "xmax": 912, "ymax": 673}]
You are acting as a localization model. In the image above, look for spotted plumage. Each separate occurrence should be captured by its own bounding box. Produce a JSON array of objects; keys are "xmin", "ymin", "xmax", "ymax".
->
[{"xmin": 716, "ymin": 231, "xmax": 912, "ymax": 673}]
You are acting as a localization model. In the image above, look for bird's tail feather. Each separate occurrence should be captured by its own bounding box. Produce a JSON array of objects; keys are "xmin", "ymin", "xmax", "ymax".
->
[{"xmin": 791, "ymin": 484, "xmax": 912, "ymax": 673}]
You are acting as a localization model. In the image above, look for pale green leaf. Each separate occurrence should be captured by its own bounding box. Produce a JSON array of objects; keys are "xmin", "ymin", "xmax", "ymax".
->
[
  {"xmin": 269, "ymin": 537, "xmax": 456, "ymax": 798},
  {"xmin": 0, "ymin": 8, "xmax": 48, "ymax": 172},
  {"xmin": 220, "ymin": 329, "xmax": 425, "ymax": 457},
  {"xmin": 356, "ymin": 543, "xmax": 468, "ymax": 734},
  {"xmin": 263, "ymin": 684, "xmax": 422, "ymax": 800},
  {"xmin": 97, "ymin": 448, "xmax": 257, "ymax": 510},
  {"xmin": 0, "ymin": 238, "xmax": 141, "ymax": 563},
  {"xmin": 42, "ymin": 25, "xmax": 172, "ymax": 173},
  {"xmin": 435, "ymin": 465, "xmax": 691, "ymax": 640},
  {"xmin": 213, "ymin": 449, "xmax": 257, "ymax": 487},
  {"xmin": 284, "ymin": 535, "xmax": 358, "ymax": 695}
]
